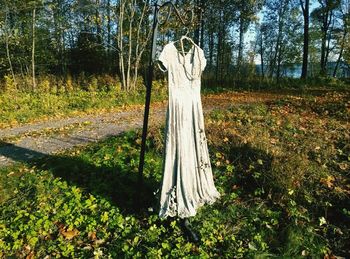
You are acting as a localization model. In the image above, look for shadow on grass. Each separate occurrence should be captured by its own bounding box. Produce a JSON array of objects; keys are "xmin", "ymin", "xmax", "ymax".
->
[{"xmin": 0, "ymin": 140, "xmax": 159, "ymax": 218}]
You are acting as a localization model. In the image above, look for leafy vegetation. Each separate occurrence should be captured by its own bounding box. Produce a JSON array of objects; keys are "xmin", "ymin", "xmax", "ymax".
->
[{"xmin": 0, "ymin": 90, "xmax": 349, "ymax": 257}]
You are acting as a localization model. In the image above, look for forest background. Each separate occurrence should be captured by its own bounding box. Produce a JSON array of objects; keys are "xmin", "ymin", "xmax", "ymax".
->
[{"xmin": 1, "ymin": 0, "xmax": 350, "ymax": 94}]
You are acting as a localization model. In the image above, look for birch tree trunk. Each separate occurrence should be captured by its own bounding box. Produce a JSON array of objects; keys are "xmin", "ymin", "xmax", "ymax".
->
[
  {"xmin": 126, "ymin": 0, "xmax": 136, "ymax": 91},
  {"xmin": 132, "ymin": 2, "xmax": 152, "ymax": 90},
  {"xmin": 117, "ymin": 1, "xmax": 126, "ymax": 89},
  {"xmin": 117, "ymin": 0, "xmax": 151, "ymax": 91}
]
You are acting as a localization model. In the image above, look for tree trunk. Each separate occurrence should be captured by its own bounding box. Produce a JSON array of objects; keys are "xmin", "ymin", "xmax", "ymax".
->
[
  {"xmin": 132, "ymin": 1, "xmax": 151, "ymax": 90},
  {"xmin": 95, "ymin": 0, "xmax": 101, "ymax": 36},
  {"xmin": 276, "ymin": 44, "xmax": 283, "ymax": 80},
  {"xmin": 208, "ymin": 25, "xmax": 214, "ymax": 73},
  {"xmin": 194, "ymin": 0, "xmax": 200, "ymax": 45},
  {"xmin": 53, "ymin": 0, "xmax": 65, "ymax": 75},
  {"xmin": 220, "ymin": 26, "xmax": 226, "ymax": 83},
  {"xmin": 320, "ymin": 33, "xmax": 327, "ymax": 75},
  {"xmin": 126, "ymin": 1, "xmax": 136, "ymax": 91},
  {"xmin": 200, "ymin": 0, "xmax": 205, "ymax": 47},
  {"xmin": 320, "ymin": 7, "xmax": 331, "ymax": 76},
  {"xmin": 272, "ymin": 10, "xmax": 284, "ymax": 79},
  {"xmin": 300, "ymin": 0, "xmax": 309, "ymax": 79},
  {"xmin": 333, "ymin": 31, "xmax": 347, "ymax": 77},
  {"xmin": 4, "ymin": 8, "xmax": 17, "ymax": 88},
  {"xmin": 268, "ymin": 43, "xmax": 274, "ymax": 78},
  {"xmin": 215, "ymin": 11, "xmax": 223, "ymax": 84},
  {"xmin": 32, "ymin": 7, "xmax": 36, "ymax": 92},
  {"xmin": 237, "ymin": 15, "xmax": 244, "ymax": 69},
  {"xmin": 271, "ymin": 36, "xmax": 280, "ymax": 78},
  {"xmin": 325, "ymin": 14, "xmax": 334, "ymax": 70},
  {"xmin": 107, "ymin": 0, "xmax": 111, "ymax": 72},
  {"xmin": 259, "ymin": 30, "xmax": 264, "ymax": 77},
  {"xmin": 118, "ymin": 2, "xmax": 126, "ymax": 89}
]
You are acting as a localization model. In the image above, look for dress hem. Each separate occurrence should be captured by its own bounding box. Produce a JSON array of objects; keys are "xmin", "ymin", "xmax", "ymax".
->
[{"xmin": 158, "ymin": 191, "xmax": 221, "ymax": 219}]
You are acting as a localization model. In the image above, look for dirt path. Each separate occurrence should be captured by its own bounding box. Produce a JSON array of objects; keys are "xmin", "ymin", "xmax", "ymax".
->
[{"xmin": 0, "ymin": 91, "xmax": 288, "ymax": 167}]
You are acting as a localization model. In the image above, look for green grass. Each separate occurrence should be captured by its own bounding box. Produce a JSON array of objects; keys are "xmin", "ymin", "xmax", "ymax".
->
[
  {"xmin": 1, "ymin": 79, "xmax": 348, "ymax": 129},
  {"xmin": 0, "ymin": 82, "xmax": 168, "ymax": 128},
  {"xmin": 0, "ymin": 90, "xmax": 349, "ymax": 258}
]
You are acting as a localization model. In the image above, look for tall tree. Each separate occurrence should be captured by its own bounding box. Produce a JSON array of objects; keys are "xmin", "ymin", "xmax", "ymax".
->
[
  {"xmin": 333, "ymin": 0, "xmax": 349, "ymax": 76},
  {"xmin": 300, "ymin": 0, "xmax": 310, "ymax": 79},
  {"xmin": 32, "ymin": 5, "xmax": 36, "ymax": 91},
  {"xmin": 3, "ymin": 5, "xmax": 17, "ymax": 87},
  {"xmin": 236, "ymin": 0, "xmax": 263, "ymax": 69},
  {"xmin": 117, "ymin": 0, "xmax": 152, "ymax": 91},
  {"xmin": 312, "ymin": 0, "xmax": 341, "ymax": 76},
  {"xmin": 260, "ymin": 0, "xmax": 302, "ymax": 79}
]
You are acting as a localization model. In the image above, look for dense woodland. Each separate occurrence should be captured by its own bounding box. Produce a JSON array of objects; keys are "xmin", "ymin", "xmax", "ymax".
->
[{"xmin": 0, "ymin": 0, "xmax": 349, "ymax": 92}]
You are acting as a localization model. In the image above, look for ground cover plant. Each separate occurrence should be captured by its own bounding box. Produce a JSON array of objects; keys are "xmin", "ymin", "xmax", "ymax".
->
[{"xmin": 0, "ymin": 90, "xmax": 349, "ymax": 258}]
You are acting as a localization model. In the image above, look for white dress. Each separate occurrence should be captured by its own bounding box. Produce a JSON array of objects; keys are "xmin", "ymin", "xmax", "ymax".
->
[{"xmin": 157, "ymin": 39, "xmax": 221, "ymax": 219}]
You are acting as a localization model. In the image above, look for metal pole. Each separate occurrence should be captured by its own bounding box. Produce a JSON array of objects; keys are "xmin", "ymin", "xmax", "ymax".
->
[{"xmin": 138, "ymin": 1, "xmax": 159, "ymax": 187}]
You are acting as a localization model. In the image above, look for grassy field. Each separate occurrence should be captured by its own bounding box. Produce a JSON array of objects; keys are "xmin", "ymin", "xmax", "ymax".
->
[
  {"xmin": 0, "ymin": 89, "xmax": 349, "ymax": 258},
  {"xmin": 1, "ymin": 80, "xmax": 346, "ymax": 129},
  {"xmin": 0, "ymin": 82, "xmax": 168, "ymax": 129}
]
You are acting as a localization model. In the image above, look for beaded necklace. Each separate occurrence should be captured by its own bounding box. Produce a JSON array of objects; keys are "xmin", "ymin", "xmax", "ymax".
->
[{"xmin": 177, "ymin": 37, "xmax": 202, "ymax": 81}]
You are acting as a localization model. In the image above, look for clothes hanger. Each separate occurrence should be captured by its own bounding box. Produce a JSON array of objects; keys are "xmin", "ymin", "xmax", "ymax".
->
[
  {"xmin": 172, "ymin": 28, "xmax": 195, "ymax": 55},
  {"xmin": 172, "ymin": 27, "xmax": 190, "ymax": 44}
]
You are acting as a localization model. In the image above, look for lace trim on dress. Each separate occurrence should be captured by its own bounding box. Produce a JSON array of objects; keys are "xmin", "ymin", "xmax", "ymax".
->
[
  {"xmin": 159, "ymin": 185, "xmax": 178, "ymax": 218},
  {"xmin": 198, "ymin": 128, "xmax": 211, "ymax": 171},
  {"xmin": 159, "ymin": 171, "xmax": 220, "ymax": 219}
]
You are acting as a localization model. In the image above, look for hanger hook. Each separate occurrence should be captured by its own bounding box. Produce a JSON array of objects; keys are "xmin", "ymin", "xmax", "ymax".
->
[{"xmin": 184, "ymin": 27, "xmax": 189, "ymax": 37}]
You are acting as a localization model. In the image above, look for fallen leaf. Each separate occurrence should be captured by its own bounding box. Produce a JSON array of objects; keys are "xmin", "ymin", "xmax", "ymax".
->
[
  {"xmin": 55, "ymin": 221, "xmax": 80, "ymax": 240},
  {"xmin": 26, "ymin": 251, "xmax": 35, "ymax": 259},
  {"xmin": 60, "ymin": 228, "xmax": 79, "ymax": 240},
  {"xmin": 88, "ymin": 231, "xmax": 97, "ymax": 241},
  {"xmin": 320, "ymin": 175, "xmax": 335, "ymax": 188}
]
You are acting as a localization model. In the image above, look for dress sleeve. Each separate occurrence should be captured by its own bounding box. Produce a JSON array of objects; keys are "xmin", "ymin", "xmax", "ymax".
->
[
  {"xmin": 199, "ymin": 49, "xmax": 207, "ymax": 72},
  {"xmin": 157, "ymin": 45, "xmax": 168, "ymax": 72}
]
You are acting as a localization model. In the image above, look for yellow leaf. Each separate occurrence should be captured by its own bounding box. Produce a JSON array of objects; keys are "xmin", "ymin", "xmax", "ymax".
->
[
  {"xmin": 60, "ymin": 228, "xmax": 79, "ymax": 240},
  {"xmin": 320, "ymin": 175, "xmax": 335, "ymax": 188},
  {"xmin": 88, "ymin": 231, "xmax": 97, "ymax": 241}
]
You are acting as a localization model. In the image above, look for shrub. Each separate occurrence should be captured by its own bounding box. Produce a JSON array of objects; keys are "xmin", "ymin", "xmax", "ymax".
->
[{"xmin": 3, "ymin": 75, "xmax": 17, "ymax": 93}]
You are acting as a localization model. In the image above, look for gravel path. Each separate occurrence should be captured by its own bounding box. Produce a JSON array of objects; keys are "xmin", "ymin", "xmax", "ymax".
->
[
  {"xmin": 0, "ymin": 105, "xmax": 164, "ymax": 167},
  {"xmin": 0, "ymin": 92, "xmax": 285, "ymax": 167}
]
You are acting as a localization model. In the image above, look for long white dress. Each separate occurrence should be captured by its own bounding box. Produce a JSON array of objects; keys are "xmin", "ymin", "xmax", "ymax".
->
[{"xmin": 157, "ymin": 39, "xmax": 220, "ymax": 219}]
